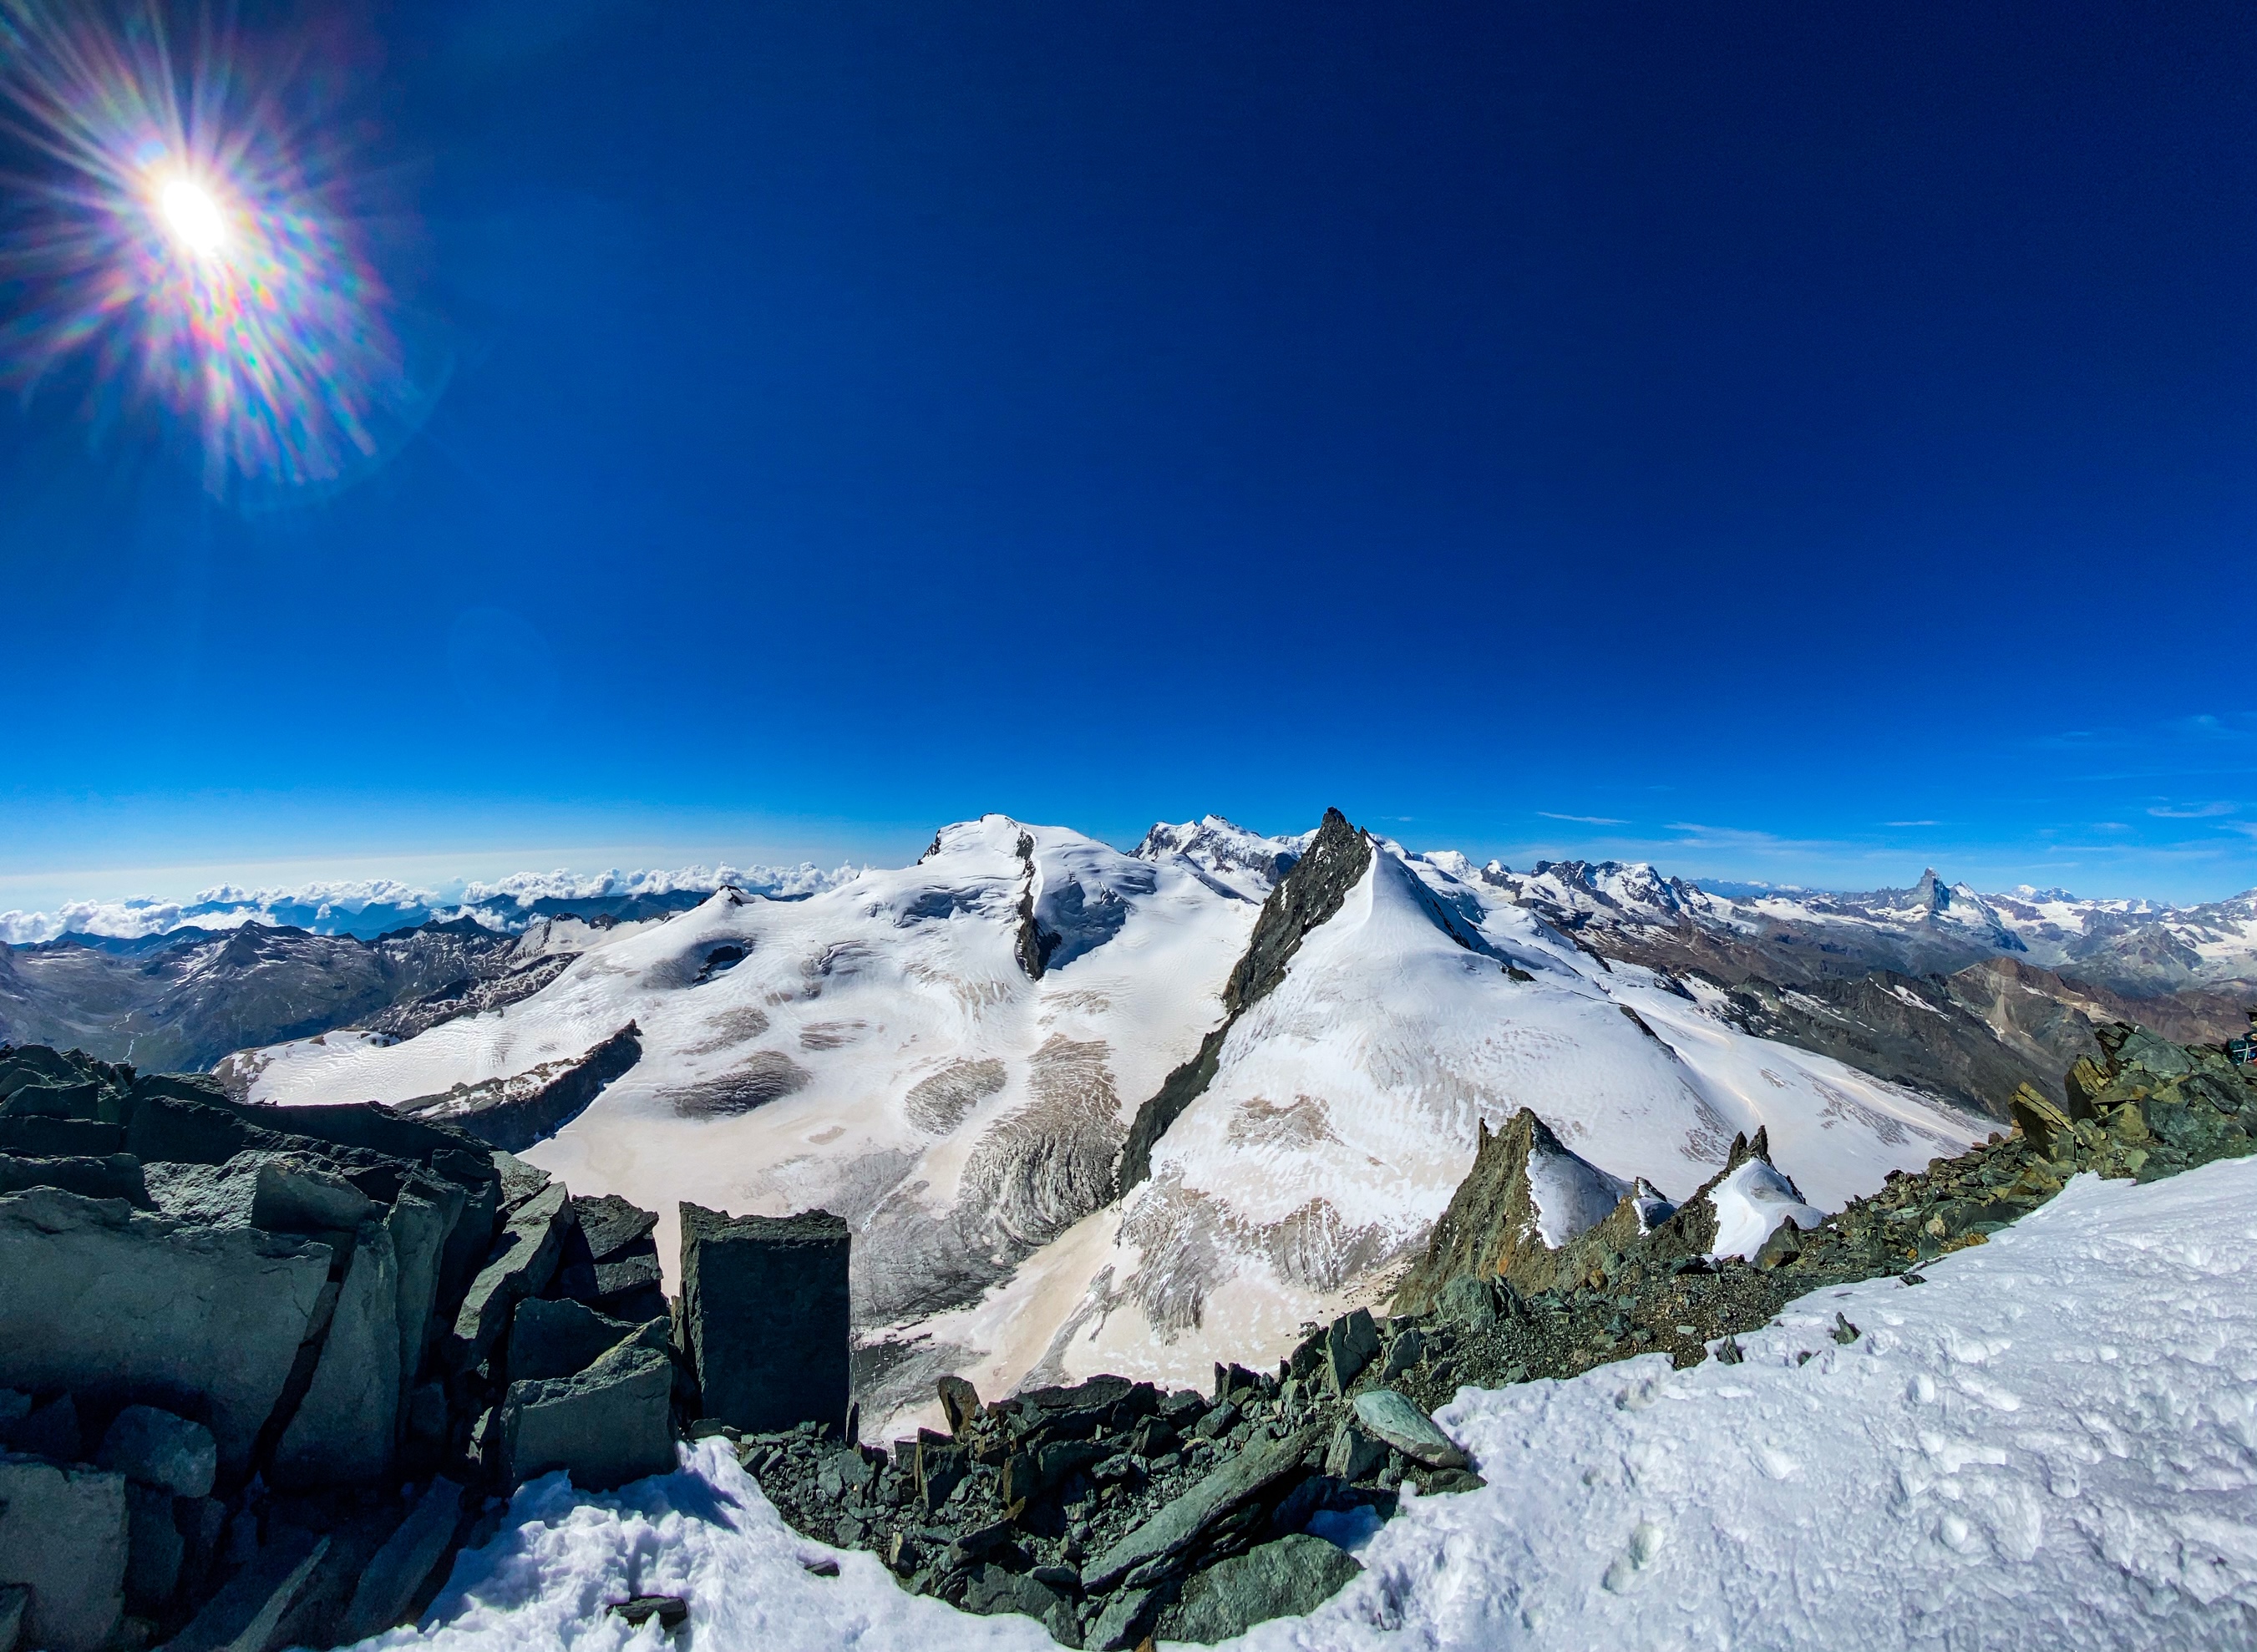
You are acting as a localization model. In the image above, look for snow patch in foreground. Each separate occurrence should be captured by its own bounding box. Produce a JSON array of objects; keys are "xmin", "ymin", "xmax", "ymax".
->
[{"xmin": 358, "ymin": 1158, "xmax": 2257, "ymax": 1652}]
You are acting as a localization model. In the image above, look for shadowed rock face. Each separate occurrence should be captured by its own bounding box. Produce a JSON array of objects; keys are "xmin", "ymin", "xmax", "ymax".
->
[
  {"xmin": 1118, "ymin": 808, "xmax": 1372, "ymax": 1193},
  {"xmin": 397, "ymin": 1023, "xmax": 642, "ymax": 1150},
  {"xmin": 680, "ymin": 1204, "xmax": 850, "ymax": 1437}
]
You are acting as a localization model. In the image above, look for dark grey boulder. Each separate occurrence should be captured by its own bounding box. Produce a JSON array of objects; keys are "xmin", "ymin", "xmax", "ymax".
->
[
  {"xmin": 591, "ymin": 1247, "xmax": 662, "ymax": 1297},
  {"xmin": 0, "ymin": 1583, "xmax": 24, "ymax": 1652},
  {"xmin": 1350, "ymin": 1389, "xmax": 1466, "ymax": 1469},
  {"xmin": 1381, "ymin": 1325, "xmax": 1426, "ymax": 1381},
  {"xmin": 0, "ymin": 1116, "xmax": 122, "ymax": 1157},
  {"xmin": 1436, "ymin": 1274, "xmax": 1500, "ymax": 1330},
  {"xmin": 271, "ymin": 1217, "xmax": 401, "ymax": 1489},
  {"xmin": 97, "ymin": 1405, "xmax": 217, "ymax": 1497},
  {"xmin": 1325, "ymin": 1308, "xmax": 1380, "ymax": 1393},
  {"xmin": 123, "ymin": 1482, "xmax": 184, "ymax": 1614},
  {"xmin": 0, "ymin": 1153, "xmax": 148, "ymax": 1204},
  {"xmin": 250, "ymin": 1159, "xmax": 376, "ymax": 1234},
  {"xmin": 0, "ymin": 1081, "xmax": 98, "ymax": 1119},
  {"xmin": 1085, "ymin": 1585, "xmax": 1161, "ymax": 1651},
  {"xmin": 1323, "ymin": 1420, "xmax": 1387, "ymax": 1483},
  {"xmin": 333, "ymin": 1478, "xmax": 469, "ymax": 1644},
  {"xmin": 961, "ymin": 1563, "xmax": 1078, "ymax": 1646},
  {"xmin": 936, "ymin": 1373, "xmax": 981, "ymax": 1437},
  {"xmin": 678, "ymin": 1204, "xmax": 849, "ymax": 1437},
  {"xmin": 500, "ymin": 1340, "xmax": 676, "ymax": 1491},
  {"xmin": 1081, "ymin": 1421, "xmax": 1326, "ymax": 1592},
  {"xmin": 444, "ymin": 1180, "xmax": 571, "ymax": 1374},
  {"xmin": 507, "ymin": 1296, "xmax": 643, "ymax": 1382},
  {"xmin": 576, "ymin": 1193, "xmax": 659, "ymax": 1261},
  {"xmin": 1156, "ymin": 1533, "xmax": 1362, "ymax": 1643},
  {"xmin": 0, "ymin": 1456, "xmax": 127, "ymax": 1652},
  {"xmin": 0, "ymin": 1188, "xmax": 332, "ymax": 1476},
  {"xmin": 388, "ymin": 1178, "xmax": 464, "ymax": 1420},
  {"xmin": 490, "ymin": 1151, "xmax": 552, "ymax": 1212}
]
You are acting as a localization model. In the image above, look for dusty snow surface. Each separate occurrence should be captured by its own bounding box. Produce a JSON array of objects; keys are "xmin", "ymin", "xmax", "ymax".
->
[{"xmin": 349, "ymin": 1157, "xmax": 2257, "ymax": 1652}]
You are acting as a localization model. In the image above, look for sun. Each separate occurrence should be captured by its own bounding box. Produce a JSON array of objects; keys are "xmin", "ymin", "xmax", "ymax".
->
[{"xmin": 157, "ymin": 176, "xmax": 228, "ymax": 257}]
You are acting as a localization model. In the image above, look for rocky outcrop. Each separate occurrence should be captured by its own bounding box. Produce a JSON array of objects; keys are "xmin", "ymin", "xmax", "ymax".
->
[
  {"xmin": 1155, "ymin": 1533, "xmax": 1362, "ymax": 1644},
  {"xmin": 0, "ymin": 1457, "xmax": 127, "ymax": 1652},
  {"xmin": 1356, "ymin": 1017, "xmax": 2257, "ymax": 1441},
  {"xmin": 0, "ymin": 1188, "xmax": 334, "ymax": 1477},
  {"xmin": 679, "ymin": 1204, "xmax": 850, "ymax": 1437},
  {"xmin": 395, "ymin": 1021, "xmax": 642, "ymax": 1153},
  {"xmin": 0, "ymin": 1041, "xmax": 833, "ymax": 1649},
  {"xmin": 743, "ymin": 1322, "xmax": 1462, "ymax": 1646},
  {"xmin": 498, "ymin": 1337, "xmax": 676, "ymax": 1491},
  {"xmin": 1118, "ymin": 808, "xmax": 1372, "ymax": 1192},
  {"xmin": 1392, "ymin": 1108, "xmax": 1651, "ymax": 1310}
]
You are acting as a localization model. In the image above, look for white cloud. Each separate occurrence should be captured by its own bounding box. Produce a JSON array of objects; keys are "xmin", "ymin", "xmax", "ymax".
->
[
  {"xmin": 0, "ymin": 861, "xmax": 864, "ymax": 946},
  {"xmin": 2146, "ymin": 801, "xmax": 2238, "ymax": 818}
]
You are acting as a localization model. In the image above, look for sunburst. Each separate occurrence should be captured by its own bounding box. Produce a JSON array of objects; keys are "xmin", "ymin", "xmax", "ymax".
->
[{"xmin": 0, "ymin": 0, "xmax": 412, "ymax": 496}]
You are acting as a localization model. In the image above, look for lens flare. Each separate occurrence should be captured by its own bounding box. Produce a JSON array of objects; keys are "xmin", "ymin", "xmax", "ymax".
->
[
  {"xmin": 0, "ymin": 1, "xmax": 420, "ymax": 496},
  {"xmin": 157, "ymin": 176, "xmax": 226, "ymax": 255}
]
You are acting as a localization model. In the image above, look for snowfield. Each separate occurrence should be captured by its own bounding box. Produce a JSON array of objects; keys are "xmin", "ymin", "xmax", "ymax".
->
[
  {"xmin": 236, "ymin": 817, "xmax": 1991, "ymax": 1439},
  {"xmin": 352, "ymin": 1156, "xmax": 2257, "ymax": 1652}
]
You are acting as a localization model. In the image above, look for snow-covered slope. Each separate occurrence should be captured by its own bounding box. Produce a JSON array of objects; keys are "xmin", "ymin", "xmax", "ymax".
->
[
  {"xmin": 1000, "ymin": 844, "xmax": 1983, "ymax": 1409},
  {"xmin": 241, "ymin": 814, "xmax": 1989, "ymax": 1437},
  {"xmin": 349, "ymin": 1155, "xmax": 2257, "ymax": 1652}
]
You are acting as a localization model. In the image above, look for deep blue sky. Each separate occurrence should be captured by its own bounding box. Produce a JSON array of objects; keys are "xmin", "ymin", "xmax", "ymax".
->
[{"xmin": 3, "ymin": 0, "xmax": 2254, "ymax": 909}]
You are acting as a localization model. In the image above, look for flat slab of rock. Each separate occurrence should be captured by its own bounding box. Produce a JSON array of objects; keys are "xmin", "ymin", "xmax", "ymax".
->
[
  {"xmin": 445, "ymin": 1181, "xmax": 571, "ymax": 1374},
  {"xmin": 0, "ymin": 1457, "xmax": 127, "ymax": 1652},
  {"xmin": 679, "ymin": 1204, "xmax": 849, "ymax": 1437},
  {"xmin": 1351, "ymin": 1389, "xmax": 1467, "ymax": 1468},
  {"xmin": 576, "ymin": 1193, "xmax": 659, "ymax": 1261},
  {"xmin": 1082, "ymin": 1421, "xmax": 1324, "ymax": 1593},
  {"xmin": 250, "ymin": 1159, "xmax": 376, "ymax": 1234},
  {"xmin": 0, "ymin": 1153, "xmax": 148, "ymax": 1204},
  {"xmin": 509, "ymin": 1296, "xmax": 647, "ymax": 1383},
  {"xmin": 500, "ymin": 1340, "xmax": 677, "ymax": 1491},
  {"xmin": 1158, "ymin": 1533, "xmax": 1362, "ymax": 1643},
  {"xmin": 273, "ymin": 1217, "xmax": 401, "ymax": 1489},
  {"xmin": 334, "ymin": 1479, "xmax": 469, "ymax": 1644},
  {"xmin": 0, "ymin": 1188, "xmax": 332, "ymax": 1476}
]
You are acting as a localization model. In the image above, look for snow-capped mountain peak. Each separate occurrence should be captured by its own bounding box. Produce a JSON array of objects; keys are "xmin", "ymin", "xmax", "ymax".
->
[{"xmin": 1133, "ymin": 814, "xmax": 1311, "ymax": 900}]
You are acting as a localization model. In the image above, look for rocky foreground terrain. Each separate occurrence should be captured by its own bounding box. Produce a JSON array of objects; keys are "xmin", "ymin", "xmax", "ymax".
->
[{"xmin": 10, "ymin": 998, "xmax": 2225, "ymax": 1650}]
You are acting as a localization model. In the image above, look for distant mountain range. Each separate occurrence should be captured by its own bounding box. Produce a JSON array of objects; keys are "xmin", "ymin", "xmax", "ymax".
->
[
  {"xmin": 5, "ymin": 817, "xmax": 2252, "ymax": 1103},
  {"xmin": 0, "ymin": 860, "xmax": 862, "ymax": 945}
]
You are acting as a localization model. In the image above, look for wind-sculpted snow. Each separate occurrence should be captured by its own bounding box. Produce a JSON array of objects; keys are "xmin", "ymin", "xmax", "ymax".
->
[{"xmin": 350, "ymin": 1158, "xmax": 2257, "ymax": 1652}]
